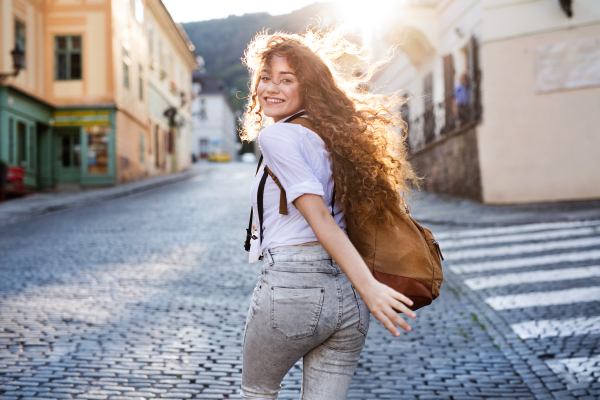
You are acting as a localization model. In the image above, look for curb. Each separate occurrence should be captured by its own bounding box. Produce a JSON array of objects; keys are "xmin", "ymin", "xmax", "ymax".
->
[
  {"xmin": 0, "ymin": 167, "xmax": 208, "ymax": 228},
  {"xmin": 416, "ymin": 216, "xmax": 600, "ymax": 228}
]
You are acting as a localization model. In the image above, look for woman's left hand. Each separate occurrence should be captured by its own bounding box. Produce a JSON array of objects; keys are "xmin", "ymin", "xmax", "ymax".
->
[{"xmin": 356, "ymin": 278, "xmax": 416, "ymax": 337}]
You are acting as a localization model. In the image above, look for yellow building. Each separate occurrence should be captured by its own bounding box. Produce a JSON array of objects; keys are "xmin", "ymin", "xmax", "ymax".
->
[
  {"xmin": 0, "ymin": 0, "xmax": 196, "ymax": 188},
  {"xmin": 372, "ymin": 0, "xmax": 600, "ymax": 204}
]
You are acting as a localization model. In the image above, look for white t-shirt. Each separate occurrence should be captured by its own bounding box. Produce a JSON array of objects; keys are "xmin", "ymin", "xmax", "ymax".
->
[{"xmin": 249, "ymin": 116, "xmax": 345, "ymax": 262}]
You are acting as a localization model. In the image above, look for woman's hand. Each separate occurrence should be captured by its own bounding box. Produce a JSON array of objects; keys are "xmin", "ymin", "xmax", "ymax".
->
[
  {"xmin": 294, "ymin": 193, "xmax": 417, "ymax": 337},
  {"xmin": 358, "ymin": 279, "xmax": 416, "ymax": 337}
]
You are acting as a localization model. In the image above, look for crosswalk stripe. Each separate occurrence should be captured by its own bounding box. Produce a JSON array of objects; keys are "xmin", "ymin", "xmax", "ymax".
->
[
  {"xmin": 464, "ymin": 266, "xmax": 600, "ymax": 290},
  {"xmin": 434, "ymin": 220, "xmax": 600, "ymax": 241},
  {"xmin": 485, "ymin": 287, "xmax": 600, "ymax": 310},
  {"xmin": 450, "ymin": 249, "xmax": 600, "ymax": 274},
  {"xmin": 442, "ymin": 226, "xmax": 600, "ymax": 250},
  {"xmin": 511, "ymin": 316, "xmax": 600, "ymax": 339},
  {"xmin": 545, "ymin": 355, "xmax": 600, "ymax": 384},
  {"xmin": 447, "ymin": 236, "xmax": 600, "ymax": 261}
]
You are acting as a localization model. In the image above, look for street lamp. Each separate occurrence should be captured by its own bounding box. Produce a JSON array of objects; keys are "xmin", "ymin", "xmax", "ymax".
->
[{"xmin": 0, "ymin": 47, "xmax": 25, "ymax": 85}]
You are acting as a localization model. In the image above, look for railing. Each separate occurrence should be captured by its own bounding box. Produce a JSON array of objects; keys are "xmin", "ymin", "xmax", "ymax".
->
[{"xmin": 407, "ymin": 79, "xmax": 482, "ymax": 153}]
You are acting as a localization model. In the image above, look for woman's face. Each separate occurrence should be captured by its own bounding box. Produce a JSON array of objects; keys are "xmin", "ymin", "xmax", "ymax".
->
[{"xmin": 257, "ymin": 55, "xmax": 303, "ymax": 122}]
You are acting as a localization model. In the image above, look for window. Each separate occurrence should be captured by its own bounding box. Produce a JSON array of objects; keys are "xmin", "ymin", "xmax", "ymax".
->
[
  {"xmin": 123, "ymin": 46, "xmax": 130, "ymax": 88},
  {"xmin": 15, "ymin": 20, "xmax": 26, "ymax": 69},
  {"xmin": 86, "ymin": 126, "xmax": 110, "ymax": 175},
  {"xmin": 139, "ymin": 64, "xmax": 143, "ymax": 100},
  {"xmin": 55, "ymin": 36, "xmax": 82, "ymax": 80},
  {"xmin": 135, "ymin": 0, "xmax": 144, "ymax": 24},
  {"xmin": 147, "ymin": 23, "xmax": 153, "ymax": 57}
]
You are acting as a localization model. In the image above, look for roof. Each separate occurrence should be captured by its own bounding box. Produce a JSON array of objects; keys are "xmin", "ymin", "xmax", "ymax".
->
[{"xmin": 192, "ymin": 71, "xmax": 226, "ymax": 95}]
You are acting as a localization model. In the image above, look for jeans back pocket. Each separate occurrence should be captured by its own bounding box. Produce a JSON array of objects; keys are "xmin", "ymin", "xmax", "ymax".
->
[{"xmin": 271, "ymin": 286, "xmax": 325, "ymax": 339}]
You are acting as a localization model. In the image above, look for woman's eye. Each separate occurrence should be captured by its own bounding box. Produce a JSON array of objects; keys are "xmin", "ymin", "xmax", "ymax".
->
[
  {"xmin": 261, "ymin": 76, "xmax": 270, "ymax": 81},
  {"xmin": 282, "ymin": 78, "xmax": 292, "ymax": 84}
]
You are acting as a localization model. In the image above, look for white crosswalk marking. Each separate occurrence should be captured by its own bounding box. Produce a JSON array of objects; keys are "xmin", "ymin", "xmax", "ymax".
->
[
  {"xmin": 545, "ymin": 355, "xmax": 600, "ymax": 384},
  {"xmin": 446, "ymin": 219, "xmax": 600, "ymax": 393},
  {"xmin": 446, "ymin": 236, "xmax": 600, "ymax": 260},
  {"xmin": 511, "ymin": 316, "xmax": 600, "ymax": 339},
  {"xmin": 434, "ymin": 220, "xmax": 600, "ymax": 241},
  {"xmin": 450, "ymin": 249, "xmax": 600, "ymax": 274},
  {"xmin": 464, "ymin": 266, "xmax": 600, "ymax": 290},
  {"xmin": 442, "ymin": 226, "xmax": 600, "ymax": 250},
  {"xmin": 485, "ymin": 287, "xmax": 600, "ymax": 310}
]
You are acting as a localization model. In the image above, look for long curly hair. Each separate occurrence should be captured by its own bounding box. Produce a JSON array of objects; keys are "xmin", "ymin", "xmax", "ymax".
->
[{"xmin": 240, "ymin": 28, "xmax": 417, "ymax": 226}]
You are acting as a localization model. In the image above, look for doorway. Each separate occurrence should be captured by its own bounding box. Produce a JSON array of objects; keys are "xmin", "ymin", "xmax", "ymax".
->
[{"xmin": 55, "ymin": 128, "xmax": 81, "ymax": 184}]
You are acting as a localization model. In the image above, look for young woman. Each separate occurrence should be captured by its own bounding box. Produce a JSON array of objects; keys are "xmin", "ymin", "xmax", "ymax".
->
[{"xmin": 240, "ymin": 29, "xmax": 418, "ymax": 400}]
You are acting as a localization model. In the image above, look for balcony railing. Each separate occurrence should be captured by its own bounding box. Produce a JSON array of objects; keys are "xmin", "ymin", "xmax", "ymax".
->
[{"xmin": 407, "ymin": 79, "xmax": 482, "ymax": 153}]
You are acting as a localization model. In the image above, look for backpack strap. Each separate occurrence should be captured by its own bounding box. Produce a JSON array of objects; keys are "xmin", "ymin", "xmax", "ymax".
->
[
  {"xmin": 264, "ymin": 166, "xmax": 288, "ymax": 215},
  {"xmin": 244, "ymin": 154, "xmax": 263, "ymax": 252}
]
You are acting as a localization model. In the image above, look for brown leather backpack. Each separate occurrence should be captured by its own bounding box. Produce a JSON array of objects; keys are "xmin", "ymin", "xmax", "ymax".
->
[{"xmin": 245, "ymin": 112, "xmax": 444, "ymax": 311}]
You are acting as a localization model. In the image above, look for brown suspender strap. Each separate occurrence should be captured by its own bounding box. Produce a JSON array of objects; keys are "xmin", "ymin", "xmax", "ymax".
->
[{"xmin": 264, "ymin": 166, "xmax": 288, "ymax": 215}]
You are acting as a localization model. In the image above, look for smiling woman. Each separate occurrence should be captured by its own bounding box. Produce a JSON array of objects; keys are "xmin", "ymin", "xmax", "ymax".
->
[{"xmin": 239, "ymin": 28, "xmax": 419, "ymax": 400}]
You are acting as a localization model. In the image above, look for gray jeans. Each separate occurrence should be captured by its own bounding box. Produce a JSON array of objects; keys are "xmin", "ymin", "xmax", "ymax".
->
[{"xmin": 241, "ymin": 244, "xmax": 370, "ymax": 400}]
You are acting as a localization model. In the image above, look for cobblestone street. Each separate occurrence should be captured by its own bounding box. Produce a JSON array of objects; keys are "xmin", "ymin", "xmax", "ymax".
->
[{"xmin": 1, "ymin": 163, "xmax": 599, "ymax": 400}]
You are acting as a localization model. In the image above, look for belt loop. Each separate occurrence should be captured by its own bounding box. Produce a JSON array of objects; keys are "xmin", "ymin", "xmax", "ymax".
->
[{"xmin": 266, "ymin": 248, "xmax": 275, "ymax": 266}]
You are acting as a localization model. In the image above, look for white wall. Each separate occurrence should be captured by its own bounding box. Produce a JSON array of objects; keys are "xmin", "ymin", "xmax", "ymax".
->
[{"xmin": 190, "ymin": 89, "xmax": 237, "ymax": 158}]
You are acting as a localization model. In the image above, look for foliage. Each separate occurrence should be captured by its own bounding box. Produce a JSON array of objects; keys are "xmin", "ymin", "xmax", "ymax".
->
[{"xmin": 181, "ymin": 2, "xmax": 340, "ymax": 112}]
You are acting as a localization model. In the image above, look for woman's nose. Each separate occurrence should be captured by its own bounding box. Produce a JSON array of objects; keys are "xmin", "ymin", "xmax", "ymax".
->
[{"xmin": 266, "ymin": 82, "xmax": 280, "ymax": 93}]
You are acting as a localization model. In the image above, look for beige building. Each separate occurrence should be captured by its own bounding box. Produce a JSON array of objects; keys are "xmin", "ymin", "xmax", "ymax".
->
[
  {"xmin": 0, "ymin": 0, "xmax": 195, "ymax": 189},
  {"xmin": 372, "ymin": 0, "xmax": 600, "ymax": 204}
]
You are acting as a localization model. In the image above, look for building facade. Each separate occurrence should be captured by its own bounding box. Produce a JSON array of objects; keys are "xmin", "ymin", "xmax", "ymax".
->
[
  {"xmin": 190, "ymin": 69, "xmax": 237, "ymax": 160},
  {"xmin": 372, "ymin": 0, "xmax": 600, "ymax": 204},
  {"xmin": 0, "ymin": 0, "xmax": 196, "ymax": 190}
]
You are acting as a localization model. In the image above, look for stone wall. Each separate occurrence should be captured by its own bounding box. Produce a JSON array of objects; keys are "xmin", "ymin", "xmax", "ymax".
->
[{"xmin": 410, "ymin": 124, "xmax": 482, "ymax": 201}]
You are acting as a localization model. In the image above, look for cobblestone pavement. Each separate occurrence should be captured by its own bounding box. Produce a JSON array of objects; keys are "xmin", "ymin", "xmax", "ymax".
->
[{"xmin": 0, "ymin": 162, "xmax": 597, "ymax": 399}]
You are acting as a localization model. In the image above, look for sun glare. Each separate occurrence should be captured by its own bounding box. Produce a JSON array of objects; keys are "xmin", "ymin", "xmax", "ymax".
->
[{"xmin": 336, "ymin": 0, "xmax": 401, "ymax": 47}]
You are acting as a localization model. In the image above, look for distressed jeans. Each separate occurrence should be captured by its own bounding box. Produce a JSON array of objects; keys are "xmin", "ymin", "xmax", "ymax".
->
[{"xmin": 241, "ymin": 244, "xmax": 370, "ymax": 400}]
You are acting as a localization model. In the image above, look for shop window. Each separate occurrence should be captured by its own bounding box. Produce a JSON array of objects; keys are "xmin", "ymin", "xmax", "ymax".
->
[
  {"xmin": 15, "ymin": 20, "xmax": 26, "ymax": 69},
  {"xmin": 55, "ymin": 36, "xmax": 82, "ymax": 80},
  {"xmin": 139, "ymin": 63, "xmax": 143, "ymax": 100},
  {"xmin": 86, "ymin": 127, "xmax": 110, "ymax": 175},
  {"xmin": 73, "ymin": 135, "xmax": 81, "ymax": 167},
  {"xmin": 123, "ymin": 46, "xmax": 130, "ymax": 88}
]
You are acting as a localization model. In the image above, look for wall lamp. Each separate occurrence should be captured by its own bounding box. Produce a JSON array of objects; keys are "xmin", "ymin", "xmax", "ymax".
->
[{"xmin": 0, "ymin": 47, "xmax": 25, "ymax": 85}]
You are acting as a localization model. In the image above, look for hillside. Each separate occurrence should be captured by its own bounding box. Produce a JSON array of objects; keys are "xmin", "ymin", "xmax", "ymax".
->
[{"xmin": 181, "ymin": 2, "xmax": 341, "ymax": 111}]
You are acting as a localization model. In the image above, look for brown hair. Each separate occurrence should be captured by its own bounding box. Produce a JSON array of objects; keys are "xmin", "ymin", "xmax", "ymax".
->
[{"xmin": 241, "ymin": 28, "xmax": 417, "ymax": 226}]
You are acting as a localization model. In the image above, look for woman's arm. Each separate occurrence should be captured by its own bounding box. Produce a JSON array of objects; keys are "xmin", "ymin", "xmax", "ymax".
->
[{"xmin": 294, "ymin": 194, "xmax": 417, "ymax": 337}]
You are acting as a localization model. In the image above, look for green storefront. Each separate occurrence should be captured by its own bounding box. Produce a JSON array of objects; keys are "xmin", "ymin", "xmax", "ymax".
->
[
  {"xmin": 51, "ymin": 108, "xmax": 116, "ymax": 187},
  {"xmin": 0, "ymin": 86, "xmax": 117, "ymax": 189}
]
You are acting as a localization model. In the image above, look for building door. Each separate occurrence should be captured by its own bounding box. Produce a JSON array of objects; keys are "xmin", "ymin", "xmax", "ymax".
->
[
  {"xmin": 199, "ymin": 138, "xmax": 209, "ymax": 159},
  {"xmin": 17, "ymin": 122, "xmax": 27, "ymax": 167},
  {"xmin": 55, "ymin": 128, "xmax": 81, "ymax": 184}
]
